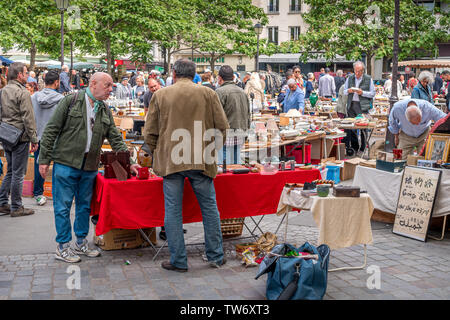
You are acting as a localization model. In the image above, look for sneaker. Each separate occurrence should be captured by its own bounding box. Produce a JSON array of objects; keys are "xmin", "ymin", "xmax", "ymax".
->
[
  {"xmin": 161, "ymin": 260, "xmax": 188, "ymax": 273},
  {"xmin": 72, "ymin": 239, "xmax": 101, "ymax": 258},
  {"xmin": 209, "ymin": 257, "xmax": 227, "ymax": 268},
  {"xmin": 55, "ymin": 245, "xmax": 81, "ymax": 263},
  {"xmin": 0, "ymin": 204, "xmax": 10, "ymax": 216},
  {"xmin": 35, "ymin": 195, "xmax": 47, "ymax": 206},
  {"xmin": 10, "ymin": 206, "xmax": 35, "ymax": 217}
]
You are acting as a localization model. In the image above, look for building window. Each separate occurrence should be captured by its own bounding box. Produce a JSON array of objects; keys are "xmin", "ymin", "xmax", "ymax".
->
[
  {"xmin": 290, "ymin": 0, "xmax": 301, "ymax": 13},
  {"xmin": 268, "ymin": 0, "xmax": 279, "ymax": 13},
  {"xmin": 268, "ymin": 27, "xmax": 279, "ymax": 45},
  {"xmin": 237, "ymin": 65, "xmax": 246, "ymax": 72},
  {"xmin": 290, "ymin": 26, "xmax": 301, "ymax": 41}
]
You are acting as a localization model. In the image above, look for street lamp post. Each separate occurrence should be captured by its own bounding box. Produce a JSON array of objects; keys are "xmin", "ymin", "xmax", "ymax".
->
[
  {"xmin": 385, "ymin": 0, "xmax": 400, "ymax": 153},
  {"xmin": 253, "ymin": 23, "xmax": 263, "ymax": 73},
  {"xmin": 55, "ymin": 0, "xmax": 70, "ymax": 68}
]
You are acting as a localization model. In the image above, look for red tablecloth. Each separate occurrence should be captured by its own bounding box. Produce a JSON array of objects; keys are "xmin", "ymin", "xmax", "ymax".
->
[{"xmin": 91, "ymin": 169, "xmax": 321, "ymax": 235}]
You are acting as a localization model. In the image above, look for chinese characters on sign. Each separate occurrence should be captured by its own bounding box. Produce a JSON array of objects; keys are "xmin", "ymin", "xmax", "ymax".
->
[{"xmin": 393, "ymin": 166, "xmax": 441, "ymax": 241}]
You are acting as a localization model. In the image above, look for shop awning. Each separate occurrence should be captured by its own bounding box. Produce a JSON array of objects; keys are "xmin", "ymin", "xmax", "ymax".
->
[
  {"xmin": 398, "ymin": 59, "xmax": 450, "ymax": 68},
  {"xmin": 0, "ymin": 55, "xmax": 14, "ymax": 65},
  {"xmin": 259, "ymin": 54, "xmax": 301, "ymax": 63},
  {"xmin": 259, "ymin": 53, "xmax": 354, "ymax": 64}
]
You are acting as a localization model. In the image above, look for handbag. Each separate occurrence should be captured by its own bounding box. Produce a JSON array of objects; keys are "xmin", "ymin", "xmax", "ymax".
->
[
  {"xmin": 255, "ymin": 242, "xmax": 330, "ymax": 300},
  {"xmin": 0, "ymin": 89, "xmax": 24, "ymax": 147}
]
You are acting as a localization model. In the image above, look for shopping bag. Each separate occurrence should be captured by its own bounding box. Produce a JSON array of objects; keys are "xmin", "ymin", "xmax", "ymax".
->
[{"xmin": 255, "ymin": 242, "xmax": 330, "ymax": 300}]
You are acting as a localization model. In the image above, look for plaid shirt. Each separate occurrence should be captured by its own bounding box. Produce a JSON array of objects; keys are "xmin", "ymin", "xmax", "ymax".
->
[{"xmin": 225, "ymin": 129, "xmax": 246, "ymax": 146}]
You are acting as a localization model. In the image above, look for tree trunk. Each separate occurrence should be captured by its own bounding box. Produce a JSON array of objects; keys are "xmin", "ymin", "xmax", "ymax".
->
[
  {"xmin": 366, "ymin": 53, "xmax": 373, "ymax": 77},
  {"xmin": 106, "ymin": 38, "xmax": 113, "ymax": 76},
  {"xmin": 29, "ymin": 45, "xmax": 37, "ymax": 72},
  {"xmin": 167, "ymin": 51, "xmax": 172, "ymax": 75},
  {"xmin": 209, "ymin": 52, "xmax": 216, "ymax": 72}
]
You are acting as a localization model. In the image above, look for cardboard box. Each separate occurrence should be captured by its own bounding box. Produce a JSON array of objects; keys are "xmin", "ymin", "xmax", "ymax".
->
[
  {"xmin": 359, "ymin": 160, "xmax": 377, "ymax": 168},
  {"xmin": 407, "ymin": 155, "xmax": 425, "ymax": 166},
  {"xmin": 341, "ymin": 157, "xmax": 364, "ymax": 181},
  {"xmin": 93, "ymin": 227, "xmax": 157, "ymax": 250},
  {"xmin": 310, "ymin": 139, "xmax": 334, "ymax": 159}
]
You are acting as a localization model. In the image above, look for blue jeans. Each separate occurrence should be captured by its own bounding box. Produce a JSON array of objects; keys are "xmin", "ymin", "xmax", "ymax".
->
[
  {"xmin": 163, "ymin": 170, "xmax": 224, "ymax": 269},
  {"xmin": 52, "ymin": 162, "xmax": 98, "ymax": 244},
  {"xmin": 217, "ymin": 145, "xmax": 242, "ymax": 165},
  {"xmin": 33, "ymin": 143, "xmax": 45, "ymax": 197}
]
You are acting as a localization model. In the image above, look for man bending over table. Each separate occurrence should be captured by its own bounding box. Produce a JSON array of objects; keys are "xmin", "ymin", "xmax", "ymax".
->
[
  {"xmin": 388, "ymin": 98, "xmax": 446, "ymax": 159},
  {"xmin": 39, "ymin": 72, "xmax": 141, "ymax": 263},
  {"xmin": 144, "ymin": 59, "xmax": 230, "ymax": 272}
]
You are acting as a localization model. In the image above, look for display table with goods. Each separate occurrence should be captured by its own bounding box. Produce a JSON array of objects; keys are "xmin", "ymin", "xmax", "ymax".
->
[
  {"xmin": 91, "ymin": 167, "xmax": 321, "ymax": 258},
  {"xmin": 352, "ymin": 165, "xmax": 450, "ymax": 240},
  {"xmin": 276, "ymin": 182, "xmax": 374, "ymax": 272}
]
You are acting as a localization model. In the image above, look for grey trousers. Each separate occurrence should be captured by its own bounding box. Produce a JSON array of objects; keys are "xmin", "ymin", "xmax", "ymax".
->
[{"xmin": 0, "ymin": 142, "xmax": 30, "ymax": 210}]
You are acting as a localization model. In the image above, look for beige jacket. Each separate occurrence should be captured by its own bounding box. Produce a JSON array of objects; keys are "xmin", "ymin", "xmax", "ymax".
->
[
  {"xmin": 0, "ymin": 80, "xmax": 38, "ymax": 143},
  {"xmin": 144, "ymin": 78, "xmax": 230, "ymax": 179}
]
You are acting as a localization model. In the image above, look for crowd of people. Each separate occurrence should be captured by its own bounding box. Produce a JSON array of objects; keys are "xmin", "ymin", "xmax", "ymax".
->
[{"xmin": 0, "ymin": 58, "xmax": 449, "ymax": 269}]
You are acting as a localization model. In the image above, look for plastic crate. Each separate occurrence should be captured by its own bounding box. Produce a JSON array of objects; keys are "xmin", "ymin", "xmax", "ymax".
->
[
  {"xmin": 326, "ymin": 165, "xmax": 341, "ymax": 184},
  {"xmin": 221, "ymin": 218, "xmax": 244, "ymax": 238}
]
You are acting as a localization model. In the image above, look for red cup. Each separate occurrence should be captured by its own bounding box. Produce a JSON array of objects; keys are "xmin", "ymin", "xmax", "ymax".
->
[
  {"xmin": 393, "ymin": 149, "xmax": 403, "ymax": 160},
  {"xmin": 137, "ymin": 167, "xmax": 149, "ymax": 180}
]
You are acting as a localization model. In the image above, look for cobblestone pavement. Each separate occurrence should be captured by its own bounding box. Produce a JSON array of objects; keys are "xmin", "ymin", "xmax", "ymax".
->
[{"xmin": 0, "ymin": 201, "xmax": 450, "ymax": 300}]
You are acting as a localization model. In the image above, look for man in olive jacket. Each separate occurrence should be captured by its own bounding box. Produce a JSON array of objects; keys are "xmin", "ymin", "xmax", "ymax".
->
[
  {"xmin": 0, "ymin": 62, "xmax": 39, "ymax": 217},
  {"xmin": 39, "ymin": 72, "xmax": 141, "ymax": 263},
  {"xmin": 144, "ymin": 59, "xmax": 230, "ymax": 272},
  {"xmin": 215, "ymin": 65, "xmax": 250, "ymax": 164}
]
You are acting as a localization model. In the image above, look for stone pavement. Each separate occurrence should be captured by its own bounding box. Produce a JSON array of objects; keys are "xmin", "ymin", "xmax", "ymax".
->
[{"xmin": 0, "ymin": 198, "xmax": 450, "ymax": 300}]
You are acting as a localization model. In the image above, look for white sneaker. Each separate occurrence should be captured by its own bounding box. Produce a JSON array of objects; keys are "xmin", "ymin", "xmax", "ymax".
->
[
  {"xmin": 72, "ymin": 239, "xmax": 101, "ymax": 258},
  {"xmin": 55, "ymin": 244, "xmax": 81, "ymax": 263},
  {"xmin": 35, "ymin": 195, "xmax": 47, "ymax": 206}
]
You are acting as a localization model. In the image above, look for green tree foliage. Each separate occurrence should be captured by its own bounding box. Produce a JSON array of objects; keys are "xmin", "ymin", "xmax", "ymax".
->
[{"xmin": 283, "ymin": 0, "xmax": 450, "ymax": 74}]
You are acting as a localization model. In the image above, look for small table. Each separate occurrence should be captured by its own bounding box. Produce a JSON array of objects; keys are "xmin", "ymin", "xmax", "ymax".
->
[{"xmin": 277, "ymin": 190, "xmax": 374, "ymax": 272}]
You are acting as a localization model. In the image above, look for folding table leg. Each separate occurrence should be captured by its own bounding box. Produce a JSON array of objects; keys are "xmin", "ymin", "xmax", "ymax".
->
[
  {"xmin": 138, "ymin": 228, "xmax": 168, "ymax": 261},
  {"xmin": 428, "ymin": 215, "xmax": 448, "ymax": 241},
  {"xmin": 329, "ymin": 244, "xmax": 367, "ymax": 272}
]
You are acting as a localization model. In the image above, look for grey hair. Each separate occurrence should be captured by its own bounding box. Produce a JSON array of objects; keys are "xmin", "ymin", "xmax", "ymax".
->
[
  {"xmin": 62, "ymin": 65, "xmax": 69, "ymax": 72},
  {"xmin": 405, "ymin": 104, "xmax": 422, "ymax": 122},
  {"xmin": 173, "ymin": 59, "xmax": 196, "ymax": 79},
  {"xmin": 353, "ymin": 61, "xmax": 365, "ymax": 70},
  {"xmin": 287, "ymin": 78, "xmax": 297, "ymax": 86},
  {"xmin": 418, "ymin": 71, "xmax": 434, "ymax": 84},
  {"xmin": 336, "ymin": 70, "xmax": 343, "ymax": 77},
  {"xmin": 307, "ymin": 72, "xmax": 314, "ymax": 79}
]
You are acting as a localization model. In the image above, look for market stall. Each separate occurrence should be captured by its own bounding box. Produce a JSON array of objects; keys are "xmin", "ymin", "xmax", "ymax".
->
[{"xmin": 91, "ymin": 168, "xmax": 322, "ymax": 237}]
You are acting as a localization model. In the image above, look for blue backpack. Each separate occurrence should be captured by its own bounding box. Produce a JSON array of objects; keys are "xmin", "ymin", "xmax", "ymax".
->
[{"xmin": 255, "ymin": 242, "xmax": 330, "ymax": 300}]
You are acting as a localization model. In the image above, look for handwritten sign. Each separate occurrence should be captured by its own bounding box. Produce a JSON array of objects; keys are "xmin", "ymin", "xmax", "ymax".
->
[{"xmin": 393, "ymin": 166, "xmax": 441, "ymax": 241}]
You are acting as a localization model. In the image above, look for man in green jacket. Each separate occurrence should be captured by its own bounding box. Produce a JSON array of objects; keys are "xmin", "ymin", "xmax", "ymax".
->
[
  {"xmin": 39, "ymin": 72, "xmax": 141, "ymax": 263},
  {"xmin": 0, "ymin": 62, "xmax": 39, "ymax": 217},
  {"xmin": 215, "ymin": 65, "xmax": 250, "ymax": 164}
]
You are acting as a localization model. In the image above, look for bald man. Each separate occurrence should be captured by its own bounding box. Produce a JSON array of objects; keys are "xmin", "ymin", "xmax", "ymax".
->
[
  {"xmin": 39, "ymin": 72, "xmax": 141, "ymax": 263},
  {"xmin": 58, "ymin": 65, "xmax": 72, "ymax": 94},
  {"xmin": 388, "ymin": 99, "xmax": 446, "ymax": 159}
]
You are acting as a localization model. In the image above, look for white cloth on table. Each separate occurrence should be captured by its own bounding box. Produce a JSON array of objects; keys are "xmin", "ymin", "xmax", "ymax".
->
[
  {"xmin": 352, "ymin": 165, "xmax": 450, "ymax": 217},
  {"xmin": 310, "ymin": 194, "xmax": 374, "ymax": 250},
  {"xmin": 276, "ymin": 187, "xmax": 314, "ymax": 215}
]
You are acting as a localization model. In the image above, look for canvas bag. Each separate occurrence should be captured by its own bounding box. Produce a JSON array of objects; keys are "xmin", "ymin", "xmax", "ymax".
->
[
  {"xmin": 255, "ymin": 242, "xmax": 330, "ymax": 300},
  {"xmin": 0, "ymin": 89, "xmax": 23, "ymax": 147}
]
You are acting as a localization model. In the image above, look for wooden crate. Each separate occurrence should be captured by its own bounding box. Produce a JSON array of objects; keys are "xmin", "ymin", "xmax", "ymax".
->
[{"xmin": 220, "ymin": 218, "xmax": 244, "ymax": 238}]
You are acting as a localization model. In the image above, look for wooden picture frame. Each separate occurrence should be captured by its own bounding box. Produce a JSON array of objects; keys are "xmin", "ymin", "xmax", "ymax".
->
[
  {"xmin": 393, "ymin": 166, "xmax": 441, "ymax": 242},
  {"xmin": 425, "ymin": 133, "xmax": 450, "ymax": 162}
]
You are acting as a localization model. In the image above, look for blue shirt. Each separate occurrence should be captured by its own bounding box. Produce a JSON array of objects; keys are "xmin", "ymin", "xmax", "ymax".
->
[
  {"xmin": 283, "ymin": 87, "xmax": 305, "ymax": 113},
  {"xmin": 27, "ymin": 76, "xmax": 37, "ymax": 83},
  {"xmin": 388, "ymin": 99, "xmax": 446, "ymax": 138},
  {"xmin": 305, "ymin": 81, "xmax": 314, "ymax": 99},
  {"xmin": 193, "ymin": 74, "xmax": 201, "ymax": 84},
  {"xmin": 411, "ymin": 83, "xmax": 434, "ymax": 105}
]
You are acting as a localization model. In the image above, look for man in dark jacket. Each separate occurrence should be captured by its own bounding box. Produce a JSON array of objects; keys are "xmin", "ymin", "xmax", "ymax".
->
[
  {"xmin": 433, "ymin": 72, "xmax": 443, "ymax": 95},
  {"xmin": 31, "ymin": 70, "xmax": 64, "ymax": 206},
  {"xmin": 39, "ymin": 72, "xmax": 141, "ymax": 263},
  {"xmin": 0, "ymin": 62, "xmax": 39, "ymax": 217},
  {"xmin": 215, "ymin": 65, "xmax": 250, "ymax": 164},
  {"xmin": 71, "ymin": 69, "xmax": 81, "ymax": 90},
  {"xmin": 58, "ymin": 65, "xmax": 71, "ymax": 94}
]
